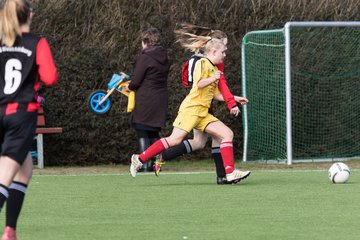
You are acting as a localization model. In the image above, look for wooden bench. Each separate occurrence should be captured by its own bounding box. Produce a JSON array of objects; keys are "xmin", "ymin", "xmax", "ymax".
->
[{"xmin": 34, "ymin": 107, "xmax": 63, "ymax": 168}]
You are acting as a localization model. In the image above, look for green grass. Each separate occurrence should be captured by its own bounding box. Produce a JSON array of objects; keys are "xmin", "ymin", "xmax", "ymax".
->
[{"xmin": 1, "ymin": 168, "xmax": 359, "ymax": 240}]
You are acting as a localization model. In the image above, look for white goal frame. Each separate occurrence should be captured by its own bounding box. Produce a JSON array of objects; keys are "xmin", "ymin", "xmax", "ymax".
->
[{"xmin": 242, "ymin": 21, "xmax": 360, "ymax": 165}]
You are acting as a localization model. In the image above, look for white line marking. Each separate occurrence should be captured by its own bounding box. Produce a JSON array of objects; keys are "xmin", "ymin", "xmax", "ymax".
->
[{"xmin": 33, "ymin": 169, "xmax": 358, "ymax": 177}]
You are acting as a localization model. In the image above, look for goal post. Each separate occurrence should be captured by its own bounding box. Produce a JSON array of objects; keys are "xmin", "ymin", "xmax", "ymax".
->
[
  {"xmin": 242, "ymin": 29, "xmax": 286, "ymax": 163},
  {"xmin": 242, "ymin": 21, "xmax": 360, "ymax": 164}
]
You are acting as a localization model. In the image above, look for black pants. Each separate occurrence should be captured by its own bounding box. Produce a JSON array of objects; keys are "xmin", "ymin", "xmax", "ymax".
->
[{"xmin": 135, "ymin": 129, "xmax": 160, "ymax": 171}]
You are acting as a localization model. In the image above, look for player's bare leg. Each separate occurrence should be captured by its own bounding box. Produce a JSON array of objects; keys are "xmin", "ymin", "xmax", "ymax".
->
[
  {"xmin": 1, "ymin": 153, "xmax": 32, "ymax": 240},
  {"xmin": 131, "ymin": 128, "xmax": 188, "ymax": 177},
  {"xmin": 205, "ymin": 121, "xmax": 251, "ymax": 183}
]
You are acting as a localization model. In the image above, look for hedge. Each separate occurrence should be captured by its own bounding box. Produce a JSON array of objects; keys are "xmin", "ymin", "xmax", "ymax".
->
[{"xmin": 30, "ymin": 0, "xmax": 359, "ymax": 165}]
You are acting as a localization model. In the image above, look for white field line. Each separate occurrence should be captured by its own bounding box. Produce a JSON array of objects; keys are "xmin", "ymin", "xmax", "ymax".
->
[
  {"xmin": 33, "ymin": 168, "xmax": 359, "ymax": 177},
  {"xmin": 33, "ymin": 171, "xmax": 214, "ymax": 177}
]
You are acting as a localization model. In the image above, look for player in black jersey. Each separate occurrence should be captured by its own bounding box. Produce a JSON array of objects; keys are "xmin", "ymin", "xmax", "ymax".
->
[{"xmin": 0, "ymin": 0, "xmax": 58, "ymax": 239}]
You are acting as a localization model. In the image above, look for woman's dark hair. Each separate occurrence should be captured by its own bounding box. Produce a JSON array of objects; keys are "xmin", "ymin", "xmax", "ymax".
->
[{"xmin": 141, "ymin": 27, "xmax": 161, "ymax": 46}]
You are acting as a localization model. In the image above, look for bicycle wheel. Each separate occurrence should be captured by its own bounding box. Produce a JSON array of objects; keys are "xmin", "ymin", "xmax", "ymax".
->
[{"xmin": 88, "ymin": 90, "xmax": 112, "ymax": 114}]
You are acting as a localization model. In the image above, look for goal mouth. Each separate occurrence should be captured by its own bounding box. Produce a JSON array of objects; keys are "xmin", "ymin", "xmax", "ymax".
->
[{"xmin": 242, "ymin": 21, "xmax": 360, "ymax": 164}]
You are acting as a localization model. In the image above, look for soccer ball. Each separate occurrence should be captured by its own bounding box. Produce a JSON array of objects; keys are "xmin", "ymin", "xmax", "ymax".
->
[{"xmin": 328, "ymin": 162, "xmax": 350, "ymax": 184}]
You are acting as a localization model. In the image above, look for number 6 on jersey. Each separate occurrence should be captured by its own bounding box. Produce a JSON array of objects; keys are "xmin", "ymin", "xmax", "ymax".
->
[{"xmin": 4, "ymin": 58, "xmax": 22, "ymax": 95}]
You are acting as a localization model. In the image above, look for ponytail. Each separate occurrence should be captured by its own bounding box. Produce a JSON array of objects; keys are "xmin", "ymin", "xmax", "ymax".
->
[
  {"xmin": 176, "ymin": 23, "xmax": 212, "ymax": 37},
  {"xmin": 175, "ymin": 33, "xmax": 211, "ymax": 53},
  {"xmin": 0, "ymin": 0, "xmax": 31, "ymax": 47},
  {"xmin": 174, "ymin": 23, "xmax": 226, "ymax": 54}
]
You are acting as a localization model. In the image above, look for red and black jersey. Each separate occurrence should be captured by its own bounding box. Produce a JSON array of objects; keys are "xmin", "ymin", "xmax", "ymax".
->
[
  {"xmin": 182, "ymin": 54, "xmax": 202, "ymax": 89},
  {"xmin": 0, "ymin": 33, "xmax": 57, "ymax": 115}
]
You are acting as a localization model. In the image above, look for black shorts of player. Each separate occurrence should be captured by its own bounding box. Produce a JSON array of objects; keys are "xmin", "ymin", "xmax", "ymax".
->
[{"xmin": 0, "ymin": 111, "xmax": 37, "ymax": 165}]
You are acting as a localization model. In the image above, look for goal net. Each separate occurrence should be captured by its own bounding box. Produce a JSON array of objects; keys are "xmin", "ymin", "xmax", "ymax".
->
[{"xmin": 242, "ymin": 22, "xmax": 360, "ymax": 164}]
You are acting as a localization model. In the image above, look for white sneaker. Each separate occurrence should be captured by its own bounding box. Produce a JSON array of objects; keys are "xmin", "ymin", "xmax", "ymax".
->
[
  {"xmin": 226, "ymin": 169, "xmax": 251, "ymax": 183},
  {"xmin": 130, "ymin": 154, "xmax": 143, "ymax": 177}
]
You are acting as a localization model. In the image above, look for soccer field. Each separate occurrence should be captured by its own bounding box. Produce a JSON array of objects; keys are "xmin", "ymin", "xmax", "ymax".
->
[{"xmin": 1, "ymin": 168, "xmax": 359, "ymax": 240}]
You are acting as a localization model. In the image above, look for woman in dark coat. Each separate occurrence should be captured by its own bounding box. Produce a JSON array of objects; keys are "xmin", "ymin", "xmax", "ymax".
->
[{"xmin": 127, "ymin": 28, "xmax": 170, "ymax": 171}]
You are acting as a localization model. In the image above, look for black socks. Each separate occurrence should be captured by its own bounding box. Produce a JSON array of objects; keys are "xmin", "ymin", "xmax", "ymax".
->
[
  {"xmin": 212, "ymin": 147, "xmax": 226, "ymax": 178},
  {"xmin": 6, "ymin": 182, "xmax": 27, "ymax": 229},
  {"xmin": 162, "ymin": 139, "xmax": 192, "ymax": 161}
]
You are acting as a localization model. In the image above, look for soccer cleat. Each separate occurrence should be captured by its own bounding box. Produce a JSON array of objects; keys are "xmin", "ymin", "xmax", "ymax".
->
[
  {"xmin": 226, "ymin": 169, "xmax": 251, "ymax": 184},
  {"xmin": 2, "ymin": 227, "xmax": 17, "ymax": 240},
  {"xmin": 216, "ymin": 177, "xmax": 231, "ymax": 185},
  {"xmin": 139, "ymin": 161, "xmax": 154, "ymax": 172},
  {"xmin": 130, "ymin": 154, "xmax": 143, "ymax": 177},
  {"xmin": 154, "ymin": 160, "xmax": 165, "ymax": 177}
]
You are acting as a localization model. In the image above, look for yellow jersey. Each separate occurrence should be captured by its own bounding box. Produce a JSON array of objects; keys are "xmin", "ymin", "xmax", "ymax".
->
[{"xmin": 178, "ymin": 58, "xmax": 220, "ymax": 117}]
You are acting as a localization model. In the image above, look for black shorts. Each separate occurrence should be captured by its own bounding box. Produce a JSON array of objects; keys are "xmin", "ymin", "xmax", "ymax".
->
[{"xmin": 0, "ymin": 111, "xmax": 37, "ymax": 165}]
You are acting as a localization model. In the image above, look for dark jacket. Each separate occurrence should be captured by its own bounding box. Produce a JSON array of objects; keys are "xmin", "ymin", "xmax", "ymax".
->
[{"xmin": 128, "ymin": 46, "xmax": 170, "ymax": 129}]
